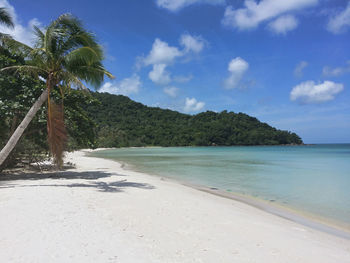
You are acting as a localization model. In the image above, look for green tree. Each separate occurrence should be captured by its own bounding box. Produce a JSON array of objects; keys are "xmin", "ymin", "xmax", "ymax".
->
[{"xmin": 0, "ymin": 14, "xmax": 113, "ymax": 168}]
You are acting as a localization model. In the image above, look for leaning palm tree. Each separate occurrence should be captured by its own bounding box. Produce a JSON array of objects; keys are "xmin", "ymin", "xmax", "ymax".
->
[{"xmin": 0, "ymin": 14, "xmax": 113, "ymax": 168}]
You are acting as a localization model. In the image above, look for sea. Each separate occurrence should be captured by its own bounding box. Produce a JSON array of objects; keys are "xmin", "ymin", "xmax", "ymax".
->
[{"xmin": 91, "ymin": 144, "xmax": 350, "ymax": 231}]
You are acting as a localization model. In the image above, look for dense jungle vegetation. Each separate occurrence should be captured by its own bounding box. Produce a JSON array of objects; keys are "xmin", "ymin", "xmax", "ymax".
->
[{"xmin": 87, "ymin": 92, "xmax": 303, "ymax": 148}]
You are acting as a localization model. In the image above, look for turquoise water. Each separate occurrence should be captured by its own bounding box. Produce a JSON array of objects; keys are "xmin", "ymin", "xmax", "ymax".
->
[{"xmin": 91, "ymin": 145, "xmax": 350, "ymax": 229}]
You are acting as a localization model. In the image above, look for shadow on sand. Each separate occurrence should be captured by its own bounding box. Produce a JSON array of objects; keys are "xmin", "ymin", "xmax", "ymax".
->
[{"xmin": 0, "ymin": 170, "xmax": 155, "ymax": 193}]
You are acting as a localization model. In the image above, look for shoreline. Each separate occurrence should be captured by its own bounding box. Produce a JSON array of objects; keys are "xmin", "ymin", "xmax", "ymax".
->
[
  {"xmin": 1, "ymin": 149, "xmax": 349, "ymax": 262},
  {"xmin": 89, "ymin": 149, "xmax": 350, "ymax": 240},
  {"xmin": 196, "ymin": 186, "xmax": 350, "ymax": 240}
]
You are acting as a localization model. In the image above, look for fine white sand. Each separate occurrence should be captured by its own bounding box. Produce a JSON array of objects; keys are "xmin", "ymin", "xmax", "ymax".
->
[{"xmin": 0, "ymin": 150, "xmax": 349, "ymax": 262}]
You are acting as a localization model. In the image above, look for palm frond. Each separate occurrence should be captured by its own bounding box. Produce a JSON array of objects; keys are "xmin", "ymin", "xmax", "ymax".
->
[
  {"xmin": 60, "ymin": 31, "xmax": 103, "ymax": 56},
  {"xmin": 42, "ymin": 14, "xmax": 77, "ymax": 52},
  {"xmin": 1, "ymin": 65, "xmax": 48, "ymax": 78},
  {"xmin": 0, "ymin": 8, "xmax": 14, "ymax": 28},
  {"xmin": 60, "ymin": 71, "xmax": 88, "ymax": 90},
  {"xmin": 63, "ymin": 46, "xmax": 102, "ymax": 66},
  {"xmin": 1, "ymin": 37, "xmax": 34, "ymax": 57},
  {"xmin": 32, "ymin": 25, "xmax": 45, "ymax": 44},
  {"xmin": 66, "ymin": 62, "xmax": 114, "ymax": 88}
]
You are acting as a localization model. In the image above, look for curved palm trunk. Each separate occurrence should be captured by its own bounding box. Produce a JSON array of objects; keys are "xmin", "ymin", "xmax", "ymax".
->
[{"xmin": 0, "ymin": 88, "xmax": 49, "ymax": 167}]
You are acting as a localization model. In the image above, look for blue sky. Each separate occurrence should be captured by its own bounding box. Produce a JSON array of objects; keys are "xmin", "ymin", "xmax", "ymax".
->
[{"xmin": 1, "ymin": 0, "xmax": 350, "ymax": 143}]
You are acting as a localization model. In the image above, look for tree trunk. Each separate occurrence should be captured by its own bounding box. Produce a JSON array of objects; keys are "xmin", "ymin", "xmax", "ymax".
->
[
  {"xmin": 0, "ymin": 88, "xmax": 49, "ymax": 167},
  {"xmin": 10, "ymin": 114, "xmax": 18, "ymax": 135}
]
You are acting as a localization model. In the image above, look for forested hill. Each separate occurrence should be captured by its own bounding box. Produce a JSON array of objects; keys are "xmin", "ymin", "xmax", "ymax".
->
[{"xmin": 86, "ymin": 92, "xmax": 303, "ymax": 147}]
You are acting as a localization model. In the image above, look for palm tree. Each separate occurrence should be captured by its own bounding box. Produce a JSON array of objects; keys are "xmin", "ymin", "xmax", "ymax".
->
[
  {"xmin": 0, "ymin": 7, "xmax": 14, "ymax": 28},
  {"xmin": 0, "ymin": 14, "xmax": 113, "ymax": 168}
]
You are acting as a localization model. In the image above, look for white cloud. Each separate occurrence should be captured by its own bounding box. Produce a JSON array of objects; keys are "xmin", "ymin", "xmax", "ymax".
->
[
  {"xmin": 290, "ymin": 80, "xmax": 344, "ymax": 104},
  {"xmin": 0, "ymin": 0, "xmax": 42, "ymax": 45},
  {"xmin": 184, "ymin": 97, "xmax": 205, "ymax": 113},
  {"xmin": 163, "ymin": 86, "xmax": 179, "ymax": 98},
  {"xmin": 180, "ymin": 34, "xmax": 206, "ymax": 53},
  {"xmin": 143, "ymin": 38, "xmax": 183, "ymax": 66},
  {"xmin": 149, "ymin": 64, "xmax": 171, "ymax": 85},
  {"xmin": 327, "ymin": 3, "xmax": 350, "ymax": 34},
  {"xmin": 139, "ymin": 34, "xmax": 206, "ymax": 85},
  {"xmin": 294, "ymin": 61, "xmax": 308, "ymax": 77},
  {"xmin": 223, "ymin": 57, "xmax": 249, "ymax": 89},
  {"xmin": 222, "ymin": 0, "xmax": 318, "ymax": 31},
  {"xmin": 141, "ymin": 34, "xmax": 206, "ymax": 67},
  {"xmin": 322, "ymin": 61, "xmax": 350, "ymax": 77},
  {"xmin": 100, "ymin": 74, "xmax": 142, "ymax": 96},
  {"xmin": 268, "ymin": 15, "xmax": 298, "ymax": 34},
  {"xmin": 156, "ymin": 0, "xmax": 224, "ymax": 12},
  {"xmin": 173, "ymin": 74, "xmax": 193, "ymax": 83}
]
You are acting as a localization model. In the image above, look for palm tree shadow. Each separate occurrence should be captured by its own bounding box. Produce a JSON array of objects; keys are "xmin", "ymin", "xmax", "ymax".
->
[
  {"xmin": 55, "ymin": 180, "xmax": 155, "ymax": 193},
  {"xmin": 0, "ymin": 170, "xmax": 121, "ymax": 181},
  {"xmin": 0, "ymin": 171, "xmax": 155, "ymax": 193}
]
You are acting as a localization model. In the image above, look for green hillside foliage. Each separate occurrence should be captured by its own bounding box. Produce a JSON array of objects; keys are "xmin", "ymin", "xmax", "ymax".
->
[{"xmin": 87, "ymin": 92, "xmax": 303, "ymax": 148}]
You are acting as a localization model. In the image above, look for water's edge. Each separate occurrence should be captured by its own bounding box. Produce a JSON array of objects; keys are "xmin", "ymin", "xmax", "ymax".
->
[
  {"xmin": 87, "ymin": 150, "xmax": 350, "ymax": 240},
  {"xmin": 195, "ymin": 187, "xmax": 350, "ymax": 240}
]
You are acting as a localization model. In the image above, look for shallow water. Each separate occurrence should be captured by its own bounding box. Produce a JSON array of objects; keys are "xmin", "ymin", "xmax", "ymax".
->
[{"xmin": 91, "ymin": 144, "xmax": 350, "ymax": 229}]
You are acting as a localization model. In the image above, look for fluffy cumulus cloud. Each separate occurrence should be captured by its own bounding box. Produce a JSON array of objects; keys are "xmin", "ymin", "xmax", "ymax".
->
[
  {"xmin": 149, "ymin": 64, "xmax": 171, "ymax": 85},
  {"xmin": 268, "ymin": 15, "xmax": 298, "ymax": 34},
  {"xmin": 163, "ymin": 86, "xmax": 179, "ymax": 97},
  {"xmin": 294, "ymin": 61, "xmax": 308, "ymax": 77},
  {"xmin": 99, "ymin": 74, "xmax": 142, "ymax": 96},
  {"xmin": 290, "ymin": 80, "xmax": 344, "ymax": 104},
  {"xmin": 141, "ymin": 34, "xmax": 206, "ymax": 67},
  {"xmin": 327, "ymin": 3, "xmax": 350, "ymax": 34},
  {"xmin": 183, "ymin": 97, "xmax": 205, "ymax": 113},
  {"xmin": 323, "ymin": 61, "xmax": 350, "ymax": 77},
  {"xmin": 139, "ymin": 34, "xmax": 206, "ymax": 85},
  {"xmin": 0, "ymin": 0, "xmax": 42, "ymax": 45},
  {"xmin": 223, "ymin": 57, "xmax": 249, "ymax": 89},
  {"xmin": 222, "ymin": 0, "xmax": 318, "ymax": 32},
  {"xmin": 156, "ymin": 0, "xmax": 224, "ymax": 12},
  {"xmin": 180, "ymin": 34, "xmax": 206, "ymax": 53},
  {"xmin": 142, "ymin": 38, "xmax": 183, "ymax": 66}
]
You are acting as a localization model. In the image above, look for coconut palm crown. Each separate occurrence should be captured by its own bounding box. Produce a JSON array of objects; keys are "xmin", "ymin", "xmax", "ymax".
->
[{"xmin": 0, "ymin": 14, "xmax": 114, "ymax": 167}]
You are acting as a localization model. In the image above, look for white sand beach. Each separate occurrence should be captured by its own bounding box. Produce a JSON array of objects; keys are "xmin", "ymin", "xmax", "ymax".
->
[{"xmin": 0, "ymin": 150, "xmax": 349, "ymax": 263}]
